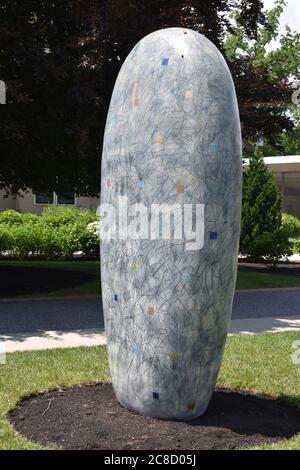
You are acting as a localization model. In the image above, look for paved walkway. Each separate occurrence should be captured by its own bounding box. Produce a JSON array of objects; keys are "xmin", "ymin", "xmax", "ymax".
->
[{"xmin": 1, "ymin": 288, "xmax": 300, "ymax": 352}]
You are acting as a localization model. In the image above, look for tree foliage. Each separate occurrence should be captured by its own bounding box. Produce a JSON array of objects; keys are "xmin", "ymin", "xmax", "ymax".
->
[
  {"xmin": 0, "ymin": 0, "xmax": 296, "ymax": 195},
  {"xmin": 240, "ymin": 152, "xmax": 282, "ymax": 254}
]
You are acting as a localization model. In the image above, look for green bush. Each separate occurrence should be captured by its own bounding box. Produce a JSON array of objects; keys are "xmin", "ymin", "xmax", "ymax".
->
[
  {"xmin": 21, "ymin": 213, "xmax": 40, "ymax": 224},
  {"xmin": 281, "ymin": 213, "xmax": 300, "ymax": 238},
  {"xmin": 0, "ymin": 207, "xmax": 100, "ymax": 259},
  {"xmin": 41, "ymin": 206, "xmax": 97, "ymax": 227},
  {"xmin": 246, "ymin": 228, "xmax": 293, "ymax": 265},
  {"xmin": 0, "ymin": 210, "xmax": 23, "ymax": 225},
  {"xmin": 0, "ymin": 224, "xmax": 12, "ymax": 252}
]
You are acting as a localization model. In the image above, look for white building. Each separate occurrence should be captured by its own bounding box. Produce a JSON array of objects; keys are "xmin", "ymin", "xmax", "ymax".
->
[{"xmin": 0, "ymin": 189, "xmax": 99, "ymax": 214}]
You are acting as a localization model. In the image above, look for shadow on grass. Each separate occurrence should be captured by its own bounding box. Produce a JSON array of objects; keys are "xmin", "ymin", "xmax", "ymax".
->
[{"xmin": 0, "ymin": 265, "xmax": 98, "ymax": 297}]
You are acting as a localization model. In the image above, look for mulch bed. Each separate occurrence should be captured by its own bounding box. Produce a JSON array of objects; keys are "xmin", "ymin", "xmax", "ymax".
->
[{"xmin": 9, "ymin": 383, "xmax": 300, "ymax": 450}]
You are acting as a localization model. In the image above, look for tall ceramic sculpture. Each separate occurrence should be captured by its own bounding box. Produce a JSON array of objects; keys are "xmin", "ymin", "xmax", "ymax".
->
[{"xmin": 100, "ymin": 28, "xmax": 242, "ymax": 420}]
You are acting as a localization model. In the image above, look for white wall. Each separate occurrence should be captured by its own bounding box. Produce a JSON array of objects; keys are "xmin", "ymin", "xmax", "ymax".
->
[{"xmin": 0, "ymin": 189, "xmax": 100, "ymax": 214}]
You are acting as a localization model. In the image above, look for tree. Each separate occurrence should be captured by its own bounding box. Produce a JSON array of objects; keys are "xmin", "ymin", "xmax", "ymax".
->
[
  {"xmin": 0, "ymin": 0, "xmax": 296, "ymax": 196},
  {"xmin": 224, "ymin": 0, "xmax": 300, "ymax": 150},
  {"xmin": 240, "ymin": 152, "xmax": 282, "ymax": 254},
  {"xmin": 251, "ymin": 107, "xmax": 300, "ymax": 156}
]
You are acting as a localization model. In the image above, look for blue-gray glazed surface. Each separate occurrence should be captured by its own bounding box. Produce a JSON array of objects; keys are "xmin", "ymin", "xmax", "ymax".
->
[{"xmin": 100, "ymin": 28, "xmax": 242, "ymax": 420}]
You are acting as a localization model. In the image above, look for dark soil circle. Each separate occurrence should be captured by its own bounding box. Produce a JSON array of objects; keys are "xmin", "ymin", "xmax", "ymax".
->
[{"xmin": 9, "ymin": 383, "xmax": 300, "ymax": 450}]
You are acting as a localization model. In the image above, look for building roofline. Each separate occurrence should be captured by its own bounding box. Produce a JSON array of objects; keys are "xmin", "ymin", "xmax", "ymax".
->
[{"xmin": 243, "ymin": 155, "xmax": 300, "ymax": 165}]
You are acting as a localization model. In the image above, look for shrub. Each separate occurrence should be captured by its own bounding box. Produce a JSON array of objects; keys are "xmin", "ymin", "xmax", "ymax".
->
[
  {"xmin": 21, "ymin": 213, "xmax": 39, "ymax": 224},
  {"xmin": 246, "ymin": 228, "xmax": 293, "ymax": 266},
  {"xmin": 0, "ymin": 210, "xmax": 23, "ymax": 225},
  {"xmin": 281, "ymin": 213, "xmax": 300, "ymax": 239},
  {"xmin": 41, "ymin": 206, "xmax": 98, "ymax": 227},
  {"xmin": 0, "ymin": 223, "xmax": 99, "ymax": 259},
  {"xmin": 79, "ymin": 225, "xmax": 100, "ymax": 258},
  {"xmin": 0, "ymin": 224, "xmax": 12, "ymax": 252}
]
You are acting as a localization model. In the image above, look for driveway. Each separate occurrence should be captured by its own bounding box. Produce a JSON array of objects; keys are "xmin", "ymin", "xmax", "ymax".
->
[{"xmin": 1, "ymin": 288, "xmax": 300, "ymax": 352}]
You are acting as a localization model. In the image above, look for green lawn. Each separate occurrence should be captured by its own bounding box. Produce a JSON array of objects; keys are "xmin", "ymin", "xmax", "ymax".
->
[
  {"xmin": 1, "ymin": 260, "xmax": 300, "ymax": 298},
  {"xmin": 1, "ymin": 332, "xmax": 299, "ymax": 450},
  {"xmin": 236, "ymin": 269, "xmax": 300, "ymax": 290}
]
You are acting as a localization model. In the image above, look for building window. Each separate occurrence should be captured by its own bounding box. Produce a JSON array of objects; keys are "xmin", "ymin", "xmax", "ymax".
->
[
  {"xmin": 56, "ymin": 192, "xmax": 75, "ymax": 205},
  {"xmin": 35, "ymin": 192, "xmax": 54, "ymax": 205},
  {"xmin": 34, "ymin": 192, "xmax": 75, "ymax": 205}
]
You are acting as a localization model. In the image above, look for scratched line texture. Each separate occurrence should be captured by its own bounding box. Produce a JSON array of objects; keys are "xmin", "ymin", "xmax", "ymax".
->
[{"xmin": 100, "ymin": 28, "xmax": 242, "ymax": 420}]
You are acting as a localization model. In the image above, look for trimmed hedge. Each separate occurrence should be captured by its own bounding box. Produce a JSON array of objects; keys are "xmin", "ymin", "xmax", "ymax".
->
[{"xmin": 0, "ymin": 207, "xmax": 99, "ymax": 259}]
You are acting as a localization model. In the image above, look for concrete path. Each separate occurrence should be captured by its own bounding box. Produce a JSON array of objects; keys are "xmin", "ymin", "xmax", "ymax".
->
[{"xmin": 1, "ymin": 288, "xmax": 300, "ymax": 352}]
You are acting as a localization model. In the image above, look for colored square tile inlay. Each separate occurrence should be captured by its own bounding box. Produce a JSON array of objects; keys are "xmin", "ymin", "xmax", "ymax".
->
[
  {"xmin": 170, "ymin": 352, "xmax": 180, "ymax": 361},
  {"xmin": 162, "ymin": 58, "xmax": 169, "ymax": 66},
  {"xmin": 153, "ymin": 391, "xmax": 159, "ymax": 400},
  {"xmin": 148, "ymin": 307, "xmax": 155, "ymax": 315},
  {"xmin": 185, "ymin": 90, "xmax": 193, "ymax": 100},
  {"xmin": 187, "ymin": 403, "xmax": 195, "ymax": 411},
  {"xmin": 138, "ymin": 179, "xmax": 145, "ymax": 189},
  {"xmin": 210, "ymin": 231, "xmax": 218, "ymax": 240},
  {"xmin": 154, "ymin": 135, "xmax": 163, "ymax": 144},
  {"xmin": 210, "ymin": 143, "xmax": 219, "ymax": 153},
  {"xmin": 176, "ymin": 185, "xmax": 184, "ymax": 193},
  {"xmin": 103, "ymin": 243, "xmax": 110, "ymax": 254},
  {"xmin": 114, "ymin": 294, "xmax": 119, "ymax": 301},
  {"xmin": 133, "ymin": 98, "xmax": 139, "ymax": 107}
]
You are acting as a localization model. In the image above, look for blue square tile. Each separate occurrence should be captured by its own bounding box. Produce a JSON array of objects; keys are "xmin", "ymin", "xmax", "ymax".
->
[
  {"xmin": 153, "ymin": 391, "xmax": 159, "ymax": 400},
  {"xmin": 210, "ymin": 231, "xmax": 218, "ymax": 240},
  {"xmin": 138, "ymin": 179, "xmax": 144, "ymax": 189},
  {"xmin": 210, "ymin": 143, "xmax": 218, "ymax": 153},
  {"xmin": 162, "ymin": 58, "xmax": 169, "ymax": 66},
  {"xmin": 103, "ymin": 243, "xmax": 110, "ymax": 254},
  {"xmin": 114, "ymin": 294, "xmax": 118, "ymax": 301}
]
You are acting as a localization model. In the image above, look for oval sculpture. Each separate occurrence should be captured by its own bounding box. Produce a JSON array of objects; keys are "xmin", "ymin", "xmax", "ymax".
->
[{"xmin": 100, "ymin": 27, "xmax": 242, "ymax": 420}]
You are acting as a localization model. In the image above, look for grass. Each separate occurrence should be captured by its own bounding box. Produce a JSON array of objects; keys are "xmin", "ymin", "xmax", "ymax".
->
[
  {"xmin": 0, "ymin": 331, "xmax": 299, "ymax": 450},
  {"xmin": 1, "ymin": 260, "xmax": 300, "ymax": 298},
  {"xmin": 236, "ymin": 269, "xmax": 300, "ymax": 290}
]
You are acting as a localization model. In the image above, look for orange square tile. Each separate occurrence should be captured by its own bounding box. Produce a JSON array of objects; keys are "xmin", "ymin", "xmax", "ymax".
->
[
  {"xmin": 185, "ymin": 90, "xmax": 193, "ymax": 100},
  {"xmin": 187, "ymin": 403, "xmax": 195, "ymax": 411},
  {"xmin": 148, "ymin": 307, "xmax": 155, "ymax": 315},
  {"xmin": 169, "ymin": 352, "xmax": 180, "ymax": 361},
  {"xmin": 176, "ymin": 185, "xmax": 184, "ymax": 193},
  {"xmin": 133, "ymin": 98, "xmax": 139, "ymax": 107}
]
